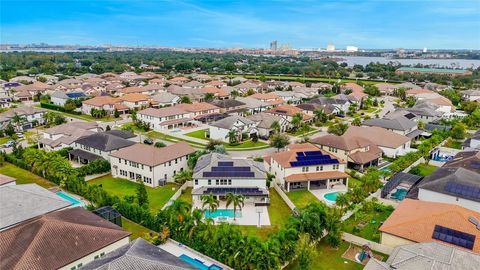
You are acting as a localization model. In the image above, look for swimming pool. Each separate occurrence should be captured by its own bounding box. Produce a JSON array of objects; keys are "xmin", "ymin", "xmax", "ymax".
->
[
  {"xmin": 323, "ymin": 191, "xmax": 345, "ymax": 202},
  {"xmin": 179, "ymin": 254, "xmax": 222, "ymax": 270},
  {"xmin": 204, "ymin": 209, "xmax": 241, "ymax": 219},
  {"xmin": 56, "ymin": 191, "xmax": 84, "ymax": 207}
]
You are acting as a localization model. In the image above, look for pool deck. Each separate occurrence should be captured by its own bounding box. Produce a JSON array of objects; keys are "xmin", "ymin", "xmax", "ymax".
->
[
  {"xmin": 193, "ymin": 201, "xmax": 271, "ymax": 226},
  {"xmin": 309, "ymin": 185, "xmax": 348, "ymax": 205},
  {"xmin": 160, "ymin": 239, "xmax": 232, "ymax": 270}
]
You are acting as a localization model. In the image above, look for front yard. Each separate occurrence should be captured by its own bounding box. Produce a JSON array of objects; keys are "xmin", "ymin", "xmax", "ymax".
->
[
  {"xmin": 287, "ymin": 190, "xmax": 319, "ymax": 209},
  {"xmin": 444, "ymin": 138, "xmax": 463, "ymax": 149},
  {"xmin": 88, "ymin": 175, "xmax": 178, "ymax": 213},
  {"xmin": 408, "ymin": 163, "xmax": 438, "ymax": 177},
  {"xmin": 183, "ymin": 129, "xmax": 269, "ymax": 149},
  {"xmin": 0, "ymin": 162, "xmax": 57, "ymax": 189},
  {"xmin": 342, "ymin": 203, "xmax": 394, "ymax": 242}
]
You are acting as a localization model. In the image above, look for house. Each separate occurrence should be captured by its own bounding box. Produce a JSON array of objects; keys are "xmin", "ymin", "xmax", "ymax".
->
[
  {"xmin": 183, "ymin": 80, "xmax": 203, "ymax": 89},
  {"xmin": 379, "ymin": 199, "xmax": 480, "ymax": 253},
  {"xmin": 209, "ymin": 99, "xmax": 246, "ymax": 114},
  {"xmin": 247, "ymin": 112, "xmax": 289, "ymax": 139},
  {"xmin": 0, "ymin": 184, "xmax": 72, "ymax": 231},
  {"xmin": 271, "ymin": 91, "xmax": 302, "ymax": 104},
  {"xmin": 120, "ymin": 71, "xmax": 141, "ymax": 81},
  {"xmin": 0, "ymin": 174, "xmax": 16, "ymax": 187},
  {"xmin": 342, "ymin": 82, "xmax": 364, "ymax": 93},
  {"xmin": 407, "ymin": 167, "xmax": 480, "ymax": 212},
  {"xmin": 374, "ymin": 83, "xmax": 398, "ymax": 95},
  {"xmin": 364, "ymin": 242, "xmax": 480, "ymax": 270},
  {"xmin": 404, "ymin": 104, "xmax": 444, "ymax": 123},
  {"xmin": 175, "ymin": 102, "xmax": 222, "ymax": 123},
  {"xmin": 266, "ymin": 143, "xmax": 348, "ymax": 191},
  {"xmin": 407, "ymin": 89, "xmax": 456, "ymax": 113},
  {"xmin": 209, "ymin": 115, "xmax": 258, "ymax": 143},
  {"xmin": 110, "ymin": 142, "xmax": 195, "ymax": 187},
  {"xmin": 82, "ymin": 238, "xmax": 195, "ymax": 270},
  {"xmin": 39, "ymin": 121, "xmax": 99, "ymax": 151},
  {"xmin": 443, "ymin": 151, "xmax": 480, "ymax": 173},
  {"xmin": 192, "ymin": 153, "xmax": 269, "ymax": 205},
  {"xmin": 0, "ymin": 106, "xmax": 47, "ymax": 131},
  {"xmin": 168, "ymin": 76, "xmax": 190, "ymax": 85},
  {"xmin": 119, "ymin": 84, "xmax": 163, "ymax": 95},
  {"xmin": 462, "ymin": 130, "xmax": 480, "ymax": 150},
  {"xmin": 0, "ymin": 207, "xmax": 131, "ymax": 270},
  {"xmin": 250, "ymin": 93, "xmax": 284, "ymax": 107},
  {"xmin": 265, "ymin": 104, "xmax": 313, "ymax": 123},
  {"xmin": 297, "ymin": 97, "xmax": 350, "ymax": 115},
  {"xmin": 167, "ymin": 85, "xmax": 205, "ymax": 102},
  {"xmin": 235, "ymin": 97, "xmax": 269, "ymax": 114},
  {"xmin": 103, "ymin": 130, "xmax": 136, "ymax": 141},
  {"xmin": 200, "ymin": 87, "xmax": 230, "ymax": 100},
  {"xmin": 362, "ymin": 116, "xmax": 419, "ymax": 138},
  {"xmin": 50, "ymin": 90, "xmax": 87, "ymax": 106},
  {"xmin": 310, "ymin": 134, "xmax": 382, "ymax": 171},
  {"xmin": 70, "ymin": 132, "xmax": 136, "ymax": 163},
  {"xmin": 347, "ymin": 91, "xmax": 368, "ymax": 103},
  {"xmin": 81, "ymin": 96, "xmax": 129, "ymax": 115},
  {"xmin": 462, "ymin": 89, "xmax": 480, "ymax": 102},
  {"xmin": 151, "ymin": 92, "xmax": 180, "ymax": 107},
  {"xmin": 118, "ymin": 93, "xmax": 150, "ymax": 110},
  {"xmin": 343, "ymin": 126, "xmax": 414, "ymax": 158},
  {"xmin": 138, "ymin": 107, "xmax": 193, "ymax": 130}
]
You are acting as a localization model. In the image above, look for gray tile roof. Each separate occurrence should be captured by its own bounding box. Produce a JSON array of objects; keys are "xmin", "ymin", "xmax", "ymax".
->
[
  {"xmin": 0, "ymin": 184, "xmax": 72, "ymax": 230},
  {"xmin": 82, "ymin": 238, "xmax": 194, "ymax": 270},
  {"xmin": 247, "ymin": 112, "xmax": 285, "ymax": 129},
  {"xmin": 75, "ymin": 132, "xmax": 135, "ymax": 152},
  {"xmin": 210, "ymin": 115, "xmax": 253, "ymax": 129},
  {"xmin": 363, "ymin": 117, "xmax": 417, "ymax": 131},
  {"xmin": 193, "ymin": 153, "xmax": 266, "ymax": 179},
  {"xmin": 209, "ymin": 99, "xmax": 245, "ymax": 108},
  {"xmin": 364, "ymin": 242, "xmax": 480, "ymax": 270}
]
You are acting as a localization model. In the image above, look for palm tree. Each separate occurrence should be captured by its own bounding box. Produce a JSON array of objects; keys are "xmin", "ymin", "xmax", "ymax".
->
[
  {"xmin": 270, "ymin": 120, "xmax": 281, "ymax": 134},
  {"xmin": 226, "ymin": 129, "xmax": 238, "ymax": 145},
  {"xmin": 11, "ymin": 113, "xmax": 26, "ymax": 131},
  {"xmin": 173, "ymin": 170, "xmax": 192, "ymax": 185},
  {"xmin": 200, "ymin": 192, "xmax": 219, "ymax": 219},
  {"xmin": 204, "ymin": 93, "xmax": 215, "ymax": 102},
  {"xmin": 290, "ymin": 113, "xmax": 303, "ymax": 131},
  {"xmin": 225, "ymin": 193, "xmax": 244, "ymax": 221},
  {"xmin": 335, "ymin": 193, "xmax": 350, "ymax": 210},
  {"xmin": 313, "ymin": 109, "xmax": 327, "ymax": 124}
]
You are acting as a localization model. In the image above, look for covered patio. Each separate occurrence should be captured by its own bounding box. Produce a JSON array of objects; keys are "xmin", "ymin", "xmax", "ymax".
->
[
  {"xmin": 68, "ymin": 149, "xmax": 103, "ymax": 165},
  {"xmin": 284, "ymin": 171, "xmax": 349, "ymax": 192}
]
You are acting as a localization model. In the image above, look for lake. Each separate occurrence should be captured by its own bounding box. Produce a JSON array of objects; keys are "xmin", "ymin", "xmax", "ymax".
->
[{"xmin": 339, "ymin": 56, "xmax": 480, "ymax": 69}]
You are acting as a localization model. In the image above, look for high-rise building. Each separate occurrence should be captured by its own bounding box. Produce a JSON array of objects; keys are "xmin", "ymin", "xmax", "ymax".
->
[
  {"xmin": 326, "ymin": 43, "xmax": 336, "ymax": 52},
  {"xmin": 270, "ymin": 40, "xmax": 277, "ymax": 51},
  {"xmin": 346, "ymin": 46, "xmax": 358, "ymax": 52}
]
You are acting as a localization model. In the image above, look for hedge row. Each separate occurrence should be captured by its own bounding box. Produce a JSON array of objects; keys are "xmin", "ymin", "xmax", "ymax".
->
[{"xmin": 40, "ymin": 102, "xmax": 81, "ymax": 115}]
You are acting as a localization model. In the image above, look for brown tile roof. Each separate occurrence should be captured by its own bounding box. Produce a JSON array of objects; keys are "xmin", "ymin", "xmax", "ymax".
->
[
  {"xmin": 118, "ymin": 93, "xmax": 149, "ymax": 102},
  {"xmin": 379, "ymin": 199, "xmax": 480, "ymax": 253},
  {"xmin": 406, "ymin": 88, "xmax": 434, "ymax": 95},
  {"xmin": 285, "ymin": 171, "xmax": 349, "ymax": 182},
  {"xmin": 169, "ymin": 76, "xmax": 190, "ymax": 82},
  {"xmin": 342, "ymin": 82, "xmax": 364, "ymax": 92},
  {"xmin": 266, "ymin": 104, "xmax": 312, "ymax": 120},
  {"xmin": 344, "ymin": 126, "xmax": 410, "ymax": 149},
  {"xmin": 250, "ymin": 93, "xmax": 281, "ymax": 100},
  {"xmin": 83, "ymin": 96, "xmax": 120, "ymax": 106},
  {"xmin": 200, "ymin": 87, "xmax": 230, "ymax": 97},
  {"xmin": 110, "ymin": 142, "xmax": 195, "ymax": 166},
  {"xmin": 270, "ymin": 143, "xmax": 343, "ymax": 168},
  {"xmin": 348, "ymin": 148, "xmax": 382, "ymax": 164},
  {"xmin": 0, "ymin": 207, "xmax": 130, "ymax": 270},
  {"xmin": 311, "ymin": 134, "xmax": 372, "ymax": 150},
  {"xmin": 175, "ymin": 102, "xmax": 219, "ymax": 112},
  {"xmin": 138, "ymin": 107, "xmax": 188, "ymax": 118}
]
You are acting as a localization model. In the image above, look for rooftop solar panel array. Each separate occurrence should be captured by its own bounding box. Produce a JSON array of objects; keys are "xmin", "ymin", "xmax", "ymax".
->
[
  {"xmin": 66, "ymin": 92, "xmax": 86, "ymax": 98},
  {"xmin": 444, "ymin": 182, "xmax": 480, "ymax": 200},
  {"xmin": 211, "ymin": 166, "xmax": 251, "ymax": 172},
  {"xmin": 203, "ymin": 171, "xmax": 255, "ymax": 177},
  {"xmin": 204, "ymin": 187, "xmax": 265, "ymax": 196},
  {"xmin": 218, "ymin": 161, "xmax": 234, "ymax": 167},
  {"xmin": 202, "ymin": 160, "xmax": 257, "ymax": 178},
  {"xmin": 432, "ymin": 225, "xmax": 476, "ymax": 250},
  {"xmin": 290, "ymin": 151, "xmax": 339, "ymax": 167}
]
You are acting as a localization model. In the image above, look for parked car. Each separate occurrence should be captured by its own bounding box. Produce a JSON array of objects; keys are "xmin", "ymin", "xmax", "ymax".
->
[
  {"xmin": 15, "ymin": 132, "xmax": 24, "ymax": 138},
  {"xmin": 3, "ymin": 140, "xmax": 15, "ymax": 148},
  {"xmin": 143, "ymin": 138, "xmax": 154, "ymax": 145}
]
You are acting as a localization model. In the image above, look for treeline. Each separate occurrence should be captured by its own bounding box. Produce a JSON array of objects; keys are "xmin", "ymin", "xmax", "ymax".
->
[{"xmin": 1, "ymin": 146, "xmax": 341, "ymax": 269}]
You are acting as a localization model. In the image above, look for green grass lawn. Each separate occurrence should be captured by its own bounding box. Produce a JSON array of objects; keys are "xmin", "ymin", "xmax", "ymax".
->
[
  {"xmin": 348, "ymin": 177, "xmax": 362, "ymax": 188},
  {"xmin": 287, "ymin": 190, "xmax": 319, "ymax": 209},
  {"xmin": 238, "ymin": 188, "xmax": 293, "ymax": 240},
  {"xmin": 88, "ymin": 175, "xmax": 178, "ymax": 213},
  {"xmin": 0, "ymin": 137, "xmax": 11, "ymax": 145},
  {"xmin": 287, "ymin": 240, "xmax": 364, "ymax": 270},
  {"xmin": 444, "ymin": 139, "xmax": 463, "ymax": 149},
  {"xmin": 36, "ymin": 105, "xmax": 117, "ymax": 122},
  {"xmin": 184, "ymin": 129, "xmax": 208, "ymax": 140},
  {"xmin": 342, "ymin": 206, "xmax": 394, "ymax": 242},
  {"xmin": 177, "ymin": 187, "xmax": 192, "ymax": 204},
  {"xmin": 0, "ymin": 162, "xmax": 56, "ymax": 189},
  {"xmin": 408, "ymin": 163, "xmax": 438, "ymax": 177},
  {"xmin": 148, "ymin": 131, "xmax": 205, "ymax": 148},
  {"xmin": 287, "ymin": 126, "xmax": 317, "ymax": 137},
  {"xmin": 121, "ymin": 217, "xmax": 156, "ymax": 241}
]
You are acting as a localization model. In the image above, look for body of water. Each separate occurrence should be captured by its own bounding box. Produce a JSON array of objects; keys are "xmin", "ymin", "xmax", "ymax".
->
[{"xmin": 339, "ymin": 56, "xmax": 480, "ymax": 69}]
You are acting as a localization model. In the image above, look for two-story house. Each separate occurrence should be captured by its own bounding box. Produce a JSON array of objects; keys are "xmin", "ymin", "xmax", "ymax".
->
[
  {"xmin": 137, "ymin": 107, "xmax": 193, "ymax": 130},
  {"xmin": 209, "ymin": 115, "xmax": 258, "ymax": 143}
]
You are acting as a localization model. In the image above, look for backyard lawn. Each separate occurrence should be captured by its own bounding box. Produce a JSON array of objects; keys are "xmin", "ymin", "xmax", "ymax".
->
[
  {"xmin": 408, "ymin": 163, "xmax": 438, "ymax": 177},
  {"xmin": 444, "ymin": 138, "xmax": 463, "ymax": 149},
  {"xmin": 177, "ymin": 187, "xmax": 192, "ymax": 204},
  {"xmin": 121, "ymin": 217, "xmax": 156, "ymax": 241},
  {"xmin": 238, "ymin": 188, "xmax": 293, "ymax": 240},
  {"xmin": 287, "ymin": 190, "xmax": 319, "ymax": 209},
  {"xmin": 287, "ymin": 240, "xmax": 364, "ymax": 270},
  {"xmin": 0, "ymin": 137, "xmax": 11, "ymax": 145},
  {"xmin": 342, "ymin": 204, "xmax": 394, "ymax": 242},
  {"xmin": 287, "ymin": 126, "xmax": 317, "ymax": 137},
  {"xmin": 88, "ymin": 175, "xmax": 178, "ymax": 213},
  {"xmin": 0, "ymin": 162, "xmax": 56, "ymax": 189},
  {"xmin": 348, "ymin": 176, "xmax": 362, "ymax": 188},
  {"xmin": 184, "ymin": 129, "xmax": 208, "ymax": 140},
  {"xmin": 183, "ymin": 129, "xmax": 269, "ymax": 149}
]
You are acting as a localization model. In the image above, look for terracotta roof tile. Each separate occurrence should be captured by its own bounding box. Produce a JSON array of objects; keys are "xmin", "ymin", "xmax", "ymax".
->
[{"xmin": 110, "ymin": 142, "xmax": 195, "ymax": 166}]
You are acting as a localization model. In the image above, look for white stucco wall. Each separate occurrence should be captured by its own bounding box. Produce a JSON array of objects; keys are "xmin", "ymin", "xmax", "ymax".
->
[{"xmin": 418, "ymin": 188, "xmax": 480, "ymax": 212}]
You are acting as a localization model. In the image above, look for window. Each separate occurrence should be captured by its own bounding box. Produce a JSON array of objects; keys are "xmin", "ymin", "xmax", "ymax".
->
[
  {"xmin": 175, "ymin": 158, "xmax": 178, "ymax": 164},
  {"xmin": 320, "ymin": 165, "xmax": 323, "ymax": 171},
  {"xmin": 118, "ymin": 158, "xmax": 121, "ymax": 163},
  {"xmin": 168, "ymin": 161, "xmax": 171, "ymax": 166},
  {"xmin": 302, "ymin": 167, "xmax": 309, "ymax": 172},
  {"xmin": 195, "ymin": 179, "xmax": 198, "ymax": 185},
  {"xmin": 316, "ymin": 166, "xmax": 319, "ymax": 171},
  {"xmin": 208, "ymin": 179, "xmax": 211, "ymax": 185},
  {"xmin": 216, "ymin": 179, "xmax": 219, "ymax": 185},
  {"xmin": 149, "ymin": 166, "xmax": 152, "ymax": 172},
  {"xmin": 228, "ymin": 179, "xmax": 232, "ymax": 185}
]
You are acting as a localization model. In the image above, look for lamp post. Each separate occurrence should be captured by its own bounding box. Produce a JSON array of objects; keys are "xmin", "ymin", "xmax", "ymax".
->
[{"xmin": 255, "ymin": 207, "xmax": 263, "ymax": 228}]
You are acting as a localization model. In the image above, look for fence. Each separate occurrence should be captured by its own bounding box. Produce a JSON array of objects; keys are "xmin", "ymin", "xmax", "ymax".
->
[
  {"xmin": 402, "ymin": 157, "xmax": 425, "ymax": 173},
  {"xmin": 161, "ymin": 181, "xmax": 191, "ymax": 210},
  {"xmin": 273, "ymin": 183, "xmax": 296, "ymax": 211},
  {"xmin": 342, "ymin": 232, "xmax": 394, "ymax": 255}
]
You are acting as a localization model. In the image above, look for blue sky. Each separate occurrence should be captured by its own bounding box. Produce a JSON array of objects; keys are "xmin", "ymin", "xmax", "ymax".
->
[{"xmin": 1, "ymin": 0, "xmax": 479, "ymax": 49}]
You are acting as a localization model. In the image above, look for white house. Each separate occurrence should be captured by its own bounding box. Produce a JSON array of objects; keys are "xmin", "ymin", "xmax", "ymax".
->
[
  {"xmin": 209, "ymin": 115, "xmax": 258, "ymax": 143},
  {"xmin": 266, "ymin": 143, "xmax": 348, "ymax": 192},
  {"xmin": 461, "ymin": 89, "xmax": 480, "ymax": 102},
  {"xmin": 110, "ymin": 142, "xmax": 195, "ymax": 187},
  {"xmin": 0, "ymin": 106, "xmax": 47, "ymax": 131},
  {"xmin": 137, "ymin": 107, "xmax": 193, "ymax": 130},
  {"xmin": 247, "ymin": 113, "xmax": 289, "ymax": 139},
  {"xmin": 69, "ymin": 132, "xmax": 135, "ymax": 164},
  {"xmin": 50, "ymin": 91, "xmax": 86, "ymax": 106},
  {"xmin": 39, "ymin": 122, "xmax": 99, "ymax": 151}
]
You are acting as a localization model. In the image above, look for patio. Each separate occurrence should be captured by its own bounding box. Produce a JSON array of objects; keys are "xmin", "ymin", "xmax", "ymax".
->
[{"xmin": 309, "ymin": 184, "xmax": 348, "ymax": 205}]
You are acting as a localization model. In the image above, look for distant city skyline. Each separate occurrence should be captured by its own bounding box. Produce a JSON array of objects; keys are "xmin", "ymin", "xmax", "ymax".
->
[{"xmin": 1, "ymin": 0, "xmax": 479, "ymax": 49}]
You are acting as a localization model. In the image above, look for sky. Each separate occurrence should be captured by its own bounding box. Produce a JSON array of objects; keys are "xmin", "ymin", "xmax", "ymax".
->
[{"xmin": 1, "ymin": 0, "xmax": 479, "ymax": 49}]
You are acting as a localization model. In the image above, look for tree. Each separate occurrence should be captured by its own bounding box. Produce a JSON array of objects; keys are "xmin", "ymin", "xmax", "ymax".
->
[
  {"xmin": 290, "ymin": 113, "xmax": 303, "ymax": 131},
  {"xmin": 114, "ymin": 109, "xmax": 120, "ymax": 118},
  {"xmin": 37, "ymin": 76, "xmax": 47, "ymax": 83},
  {"xmin": 324, "ymin": 208, "xmax": 342, "ymax": 248},
  {"xmin": 11, "ymin": 113, "xmax": 26, "ymax": 131},
  {"xmin": 335, "ymin": 193, "xmax": 350, "ymax": 210},
  {"xmin": 154, "ymin": 141, "xmax": 166, "ymax": 148},
  {"xmin": 226, "ymin": 129, "xmax": 239, "ymax": 145},
  {"xmin": 136, "ymin": 179, "xmax": 149, "ymax": 207},
  {"xmin": 313, "ymin": 109, "xmax": 328, "ymax": 124},
  {"xmin": 327, "ymin": 123, "xmax": 348, "ymax": 136},
  {"xmin": 461, "ymin": 101, "xmax": 479, "ymax": 114},
  {"xmin": 351, "ymin": 118, "xmax": 361, "ymax": 126},
  {"xmin": 296, "ymin": 234, "xmax": 316, "ymax": 270},
  {"xmin": 212, "ymin": 144, "xmax": 227, "ymax": 154},
  {"xmin": 266, "ymin": 173, "xmax": 275, "ymax": 188},
  {"xmin": 269, "ymin": 133, "xmax": 290, "ymax": 152},
  {"xmin": 246, "ymin": 88, "xmax": 255, "ymax": 96},
  {"xmin": 417, "ymin": 120, "xmax": 425, "ymax": 130},
  {"xmin": 225, "ymin": 193, "xmax": 244, "ymax": 221},
  {"xmin": 451, "ymin": 122, "xmax": 467, "ymax": 139},
  {"xmin": 270, "ymin": 120, "xmax": 281, "ymax": 134},
  {"xmin": 204, "ymin": 93, "xmax": 215, "ymax": 102},
  {"xmin": 206, "ymin": 139, "xmax": 222, "ymax": 151},
  {"xmin": 64, "ymin": 99, "xmax": 77, "ymax": 112},
  {"xmin": 173, "ymin": 170, "xmax": 192, "ymax": 185},
  {"xmin": 364, "ymin": 85, "xmax": 381, "ymax": 96},
  {"xmin": 105, "ymin": 125, "xmax": 111, "ymax": 131},
  {"xmin": 180, "ymin": 96, "xmax": 192, "ymax": 104},
  {"xmin": 231, "ymin": 90, "xmax": 240, "ymax": 98},
  {"xmin": 200, "ymin": 192, "xmax": 219, "ymax": 217}
]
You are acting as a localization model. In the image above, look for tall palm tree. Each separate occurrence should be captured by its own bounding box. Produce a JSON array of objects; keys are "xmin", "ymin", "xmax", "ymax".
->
[
  {"xmin": 173, "ymin": 170, "xmax": 192, "ymax": 185},
  {"xmin": 225, "ymin": 193, "xmax": 244, "ymax": 221},
  {"xmin": 335, "ymin": 193, "xmax": 350, "ymax": 210},
  {"xmin": 270, "ymin": 120, "xmax": 281, "ymax": 134},
  {"xmin": 313, "ymin": 109, "xmax": 327, "ymax": 124},
  {"xmin": 226, "ymin": 129, "xmax": 238, "ymax": 145},
  {"xmin": 290, "ymin": 113, "xmax": 303, "ymax": 131},
  {"xmin": 200, "ymin": 192, "xmax": 219, "ymax": 217},
  {"xmin": 11, "ymin": 113, "xmax": 26, "ymax": 131}
]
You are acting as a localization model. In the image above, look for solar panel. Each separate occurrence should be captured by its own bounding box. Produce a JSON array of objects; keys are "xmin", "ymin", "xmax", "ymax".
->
[
  {"xmin": 211, "ymin": 166, "xmax": 251, "ymax": 172},
  {"xmin": 290, "ymin": 158, "xmax": 339, "ymax": 167},
  {"xmin": 66, "ymin": 92, "xmax": 85, "ymax": 98},
  {"xmin": 471, "ymin": 161, "xmax": 480, "ymax": 169},
  {"xmin": 203, "ymin": 171, "xmax": 255, "ymax": 177},
  {"xmin": 304, "ymin": 151, "xmax": 323, "ymax": 156},
  {"xmin": 275, "ymin": 110, "xmax": 287, "ymax": 113},
  {"xmin": 205, "ymin": 187, "xmax": 264, "ymax": 196},
  {"xmin": 218, "ymin": 161, "xmax": 234, "ymax": 167},
  {"xmin": 444, "ymin": 182, "xmax": 480, "ymax": 200},
  {"xmin": 432, "ymin": 225, "xmax": 476, "ymax": 250}
]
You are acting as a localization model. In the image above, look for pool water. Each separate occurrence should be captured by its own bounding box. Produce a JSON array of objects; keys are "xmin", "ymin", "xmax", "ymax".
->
[
  {"xmin": 56, "ymin": 191, "xmax": 83, "ymax": 207},
  {"xmin": 323, "ymin": 191, "xmax": 344, "ymax": 202},
  {"xmin": 179, "ymin": 254, "xmax": 222, "ymax": 270},
  {"xmin": 204, "ymin": 209, "xmax": 241, "ymax": 219}
]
